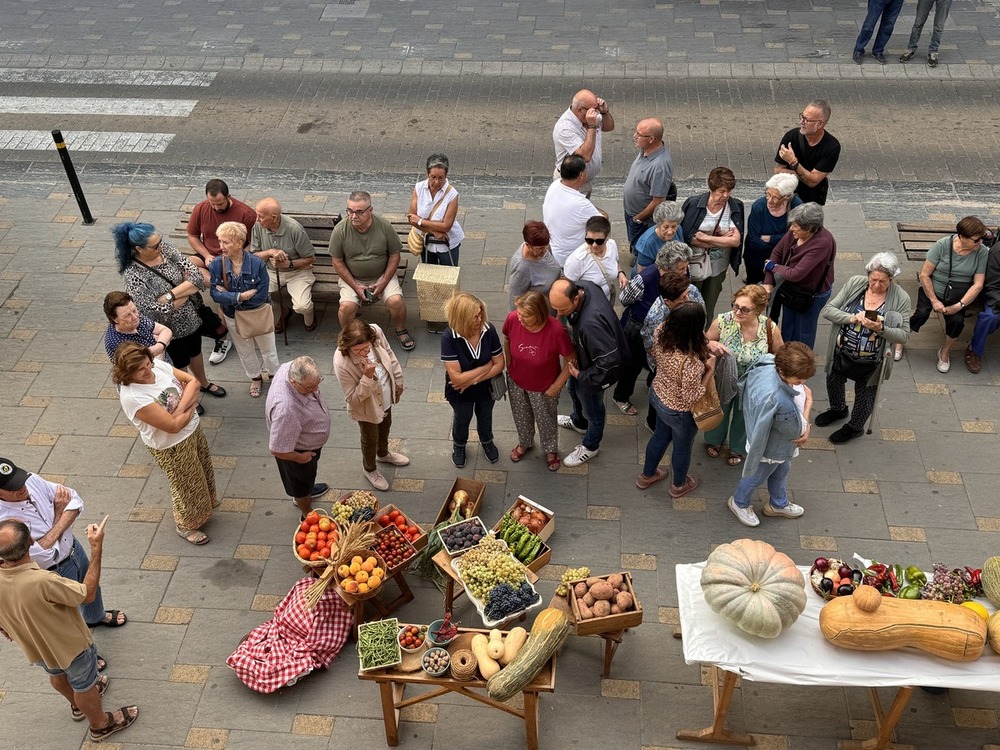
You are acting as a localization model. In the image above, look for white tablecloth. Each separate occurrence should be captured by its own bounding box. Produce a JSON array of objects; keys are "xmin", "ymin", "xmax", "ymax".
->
[{"xmin": 676, "ymin": 562, "xmax": 1000, "ymax": 690}]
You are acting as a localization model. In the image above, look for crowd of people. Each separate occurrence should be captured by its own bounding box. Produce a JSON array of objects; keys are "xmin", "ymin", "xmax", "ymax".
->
[{"xmin": 2, "ymin": 88, "xmax": 999, "ymax": 745}]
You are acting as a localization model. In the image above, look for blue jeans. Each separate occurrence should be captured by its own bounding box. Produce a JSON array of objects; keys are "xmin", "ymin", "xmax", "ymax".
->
[
  {"xmin": 774, "ymin": 287, "xmax": 831, "ymax": 350},
  {"xmin": 907, "ymin": 0, "xmax": 952, "ymax": 52},
  {"xmin": 38, "ymin": 642, "xmax": 100, "ymax": 692},
  {"xmin": 624, "ymin": 212, "xmax": 651, "ymax": 250},
  {"xmin": 451, "ymin": 398, "xmax": 494, "ymax": 446},
  {"xmin": 54, "ymin": 538, "xmax": 105, "ymax": 626},
  {"xmin": 643, "ymin": 390, "xmax": 698, "ymax": 485},
  {"xmin": 421, "ymin": 242, "xmax": 460, "ymax": 267},
  {"xmin": 970, "ymin": 307, "xmax": 1000, "ymax": 357},
  {"xmin": 732, "ymin": 460, "xmax": 792, "ymax": 509},
  {"xmin": 854, "ymin": 0, "xmax": 905, "ymax": 55},
  {"xmin": 567, "ymin": 376, "xmax": 607, "ymax": 452}
]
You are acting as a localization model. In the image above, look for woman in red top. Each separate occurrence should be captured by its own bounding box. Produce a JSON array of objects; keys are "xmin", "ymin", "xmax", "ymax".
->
[{"xmin": 502, "ymin": 291, "xmax": 576, "ymax": 471}]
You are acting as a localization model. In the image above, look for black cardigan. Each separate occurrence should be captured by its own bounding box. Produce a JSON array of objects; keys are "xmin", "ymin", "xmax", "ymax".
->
[{"xmin": 679, "ymin": 192, "xmax": 746, "ymax": 275}]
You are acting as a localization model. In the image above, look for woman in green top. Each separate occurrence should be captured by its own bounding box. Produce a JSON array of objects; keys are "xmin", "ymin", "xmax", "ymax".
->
[{"xmin": 900, "ymin": 216, "xmax": 988, "ymax": 373}]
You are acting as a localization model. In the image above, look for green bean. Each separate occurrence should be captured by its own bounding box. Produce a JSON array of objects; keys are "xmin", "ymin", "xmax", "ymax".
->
[{"xmin": 358, "ymin": 618, "xmax": 401, "ymax": 669}]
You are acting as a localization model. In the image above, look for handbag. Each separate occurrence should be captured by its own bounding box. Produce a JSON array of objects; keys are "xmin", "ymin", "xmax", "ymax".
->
[
  {"xmin": 775, "ymin": 281, "xmax": 816, "ymax": 314},
  {"xmin": 407, "ymin": 190, "xmax": 450, "ymax": 257},
  {"xmin": 488, "ymin": 373, "xmax": 507, "ymax": 402},
  {"xmin": 691, "ymin": 374, "xmax": 724, "ymax": 431},
  {"xmin": 224, "ymin": 257, "xmax": 274, "ymax": 339},
  {"xmin": 687, "ymin": 247, "xmax": 712, "ymax": 281},
  {"xmin": 765, "ymin": 315, "xmax": 775, "ymax": 354},
  {"xmin": 832, "ymin": 345, "xmax": 879, "ymax": 382}
]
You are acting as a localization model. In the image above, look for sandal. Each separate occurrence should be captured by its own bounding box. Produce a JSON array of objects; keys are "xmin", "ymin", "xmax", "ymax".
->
[
  {"xmin": 176, "ymin": 526, "xmax": 210, "ymax": 545},
  {"xmin": 613, "ymin": 399, "xmax": 638, "ymax": 416},
  {"xmin": 510, "ymin": 444, "xmax": 530, "ymax": 463},
  {"xmin": 88, "ymin": 705, "xmax": 139, "ymax": 742},
  {"xmin": 706, "ymin": 444, "xmax": 723, "ymax": 459},
  {"xmin": 92, "ymin": 609, "xmax": 127, "ymax": 628},
  {"xmin": 71, "ymin": 675, "xmax": 110, "ymax": 720},
  {"xmin": 545, "ymin": 452, "xmax": 560, "ymax": 472},
  {"xmin": 249, "ymin": 377, "xmax": 263, "ymax": 399},
  {"xmin": 726, "ymin": 454, "xmax": 744, "ymax": 467},
  {"xmin": 199, "ymin": 383, "xmax": 227, "ymax": 398},
  {"xmin": 97, "ymin": 654, "xmax": 107, "ymax": 672},
  {"xmin": 394, "ymin": 328, "xmax": 415, "ymax": 351}
]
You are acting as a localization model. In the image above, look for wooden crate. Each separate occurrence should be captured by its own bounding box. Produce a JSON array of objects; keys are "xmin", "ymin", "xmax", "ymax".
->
[
  {"xmin": 378, "ymin": 503, "xmax": 428, "ymax": 553},
  {"xmin": 567, "ymin": 572, "xmax": 643, "ymax": 636},
  {"xmin": 493, "ymin": 495, "xmax": 555, "ymax": 542},
  {"xmin": 434, "ymin": 477, "xmax": 487, "ymax": 526}
]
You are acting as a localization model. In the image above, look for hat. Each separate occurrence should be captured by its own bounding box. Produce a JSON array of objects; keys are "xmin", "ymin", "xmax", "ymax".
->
[{"xmin": 0, "ymin": 458, "xmax": 29, "ymax": 491}]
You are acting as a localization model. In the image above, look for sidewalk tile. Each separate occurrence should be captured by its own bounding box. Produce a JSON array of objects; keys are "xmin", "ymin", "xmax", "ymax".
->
[
  {"xmin": 185, "ymin": 728, "xmax": 229, "ymax": 748},
  {"xmin": 292, "ymin": 714, "xmax": 335, "ymax": 736}
]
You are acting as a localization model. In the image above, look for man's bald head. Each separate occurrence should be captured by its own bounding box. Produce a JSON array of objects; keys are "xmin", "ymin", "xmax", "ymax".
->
[
  {"xmin": 255, "ymin": 197, "xmax": 282, "ymax": 230},
  {"xmin": 548, "ymin": 278, "xmax": 582, "ymax": 317},
  {"xmin": 0, "ymin": 519, "xmax": 31, "ymax": 563},
  {"xmin": 571, "ymin": 89, "xmax": 598, "ymax": 111},
  {"xmin": 639, "ymin": 117, "xmax": 663, "ymax": 141}
]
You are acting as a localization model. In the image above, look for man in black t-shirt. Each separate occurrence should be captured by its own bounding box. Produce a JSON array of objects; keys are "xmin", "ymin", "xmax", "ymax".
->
[{"xmin": 774, "ymin": 99, "xmax": 841, "ymax": 206}]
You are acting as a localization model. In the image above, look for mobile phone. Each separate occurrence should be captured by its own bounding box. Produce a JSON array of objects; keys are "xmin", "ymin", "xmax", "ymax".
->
[
  {"xmin": 864, "ymin": 310, "xmax": 878, "ymax": 321},
  {"xmin": 363, "ymin": 288, "xmax": 375, "ymax": 303}
]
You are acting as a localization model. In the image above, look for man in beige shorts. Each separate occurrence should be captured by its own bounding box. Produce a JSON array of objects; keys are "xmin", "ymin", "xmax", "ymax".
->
[
  {"xmin": 328, "ymin": 191, "xmax": 412, "ymax": 350},
  {"xmin": 252, "ymin": 197, "xmax": 317, "ymax": 332}
]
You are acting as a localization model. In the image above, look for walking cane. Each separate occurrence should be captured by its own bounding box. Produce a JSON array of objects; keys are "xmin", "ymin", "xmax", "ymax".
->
[
  {"xmin": 865, "ymin": 311, "xmax": 902, "ymax": 435},
  {"xmin": 274, "ymin": 263, "xmax": 288, "ymax": 347}
]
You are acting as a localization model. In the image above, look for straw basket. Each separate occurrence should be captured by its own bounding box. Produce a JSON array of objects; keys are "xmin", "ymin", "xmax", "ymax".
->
[
  {"xmin": 292, "ymin": 508, "xmax": 341, "ymax": 569},
  {"xmin": 413, "ymin": 264, "xmax": 460, "ymax": 323},
  {"xmin": 335, "ymin": 549, "xmax": 388, "ymax": 601}
]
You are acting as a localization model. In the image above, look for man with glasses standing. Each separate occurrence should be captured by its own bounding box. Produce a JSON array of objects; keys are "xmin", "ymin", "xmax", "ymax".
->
[
  {"xmin": 266, "ymin": 356, "xmax": 331, "ymax": 518},
  {"xmin": 552, "ymin": 89, "xmax": 615, "ymax": 198},
  {"xmin": 774, "ymin": 101, "xmax": 841, "ymax": 206},
  {"xmin": 623, "ymin": 117, "xmax": 676, "ymax": 253},
  {"xmin": 329, "ymin": 191, "xmax": 413, "ymax": 350}
]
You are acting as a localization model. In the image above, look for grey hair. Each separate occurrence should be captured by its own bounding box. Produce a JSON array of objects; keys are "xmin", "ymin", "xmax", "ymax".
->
[
  {"xmin": 865, "ymin": 252, "xmax": 902, "ymax": 279},
  {"xmin": 652, "ymin": 201, "xmax": 684, "ymax": 225},
  {"xmin": 655, "ymin": 240, "xmax": 692, "ymax": 272},
  {"xmin": 765, "ymin": 172, "xmax": 799, "ymax": 198},
  {"xmin": 426, "ymin": 154, "xmax": 449, "ymax": 173},
  {"xmin": 787, "ymin": 202, "xmax": 824, "ymax": 234},
  {"xmin": 808, "ymin": 99, "xmax": 831, "ymax": 122},
  {"xmin": 289, "ymin": 356, "xmax": 322, "ymax": 384},
  {"xmin": 348, "ymin": 190, "xmax": 372, "ymax": 204}
]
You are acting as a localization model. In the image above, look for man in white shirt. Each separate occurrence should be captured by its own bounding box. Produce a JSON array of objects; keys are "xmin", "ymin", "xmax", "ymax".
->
[
  {"xmin": 552, "ymin": 89, "xmax": 615, "ymax": 198},
  {"xmin": 542, "ymin": 155, "xmax": 603, "ymax": 267}
]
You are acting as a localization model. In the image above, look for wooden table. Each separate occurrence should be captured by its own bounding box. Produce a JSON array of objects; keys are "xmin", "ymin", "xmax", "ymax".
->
[
  {"xmin": 358, "ymin": 627, "xmax": 557, "ymax": 749},
  {"xmin": 547, "ymin": 594, "xmax": 630, "ymax": 678},
  {"xmin": 305, "ymin": 563, "xmax": 414, "ymax": 638}
]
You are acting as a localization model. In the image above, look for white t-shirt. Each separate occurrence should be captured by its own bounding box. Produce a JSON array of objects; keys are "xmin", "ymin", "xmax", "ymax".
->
[
  {"xmin": 563, "ymin": 239, "xmax": 620, "ymax": 300},
  {"xmin": 119, "ymin": 358, "xmax": 199, "ymax": 450},
  {"xmin": 414, "ymin": 179, "xmax": 464, "ymax": 250},
  {"xmin": 552, "ymin": 107, "xmax": 603, "ymax": 186},
  {"xmin": 368, "ymin": 347, "xmax": 392, "ymax": 419},
  {"xmin": 542, "ymin": 180, "xmax": 600, "ymax": 266}
]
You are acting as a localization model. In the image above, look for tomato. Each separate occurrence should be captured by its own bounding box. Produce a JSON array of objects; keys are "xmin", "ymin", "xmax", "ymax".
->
[
  {"xmin": 309, "ymin": 524, "xmax": 320, "ymax": 534},
  {"xmin": 305, "ymin": 512, "xmax": 320, "ymax": 525},
  {"xmin": 300, "ymin": 520, "xmax": 310, "ymax": 533},
  {"xmin": 309, "ymin": 550, "xmax": 321, "ymax": 561},
  {"xmin": 318, "ymin": 517, "xmax": 332, "ymax": 532},
  {"xmin": 378, "ymin": 514, "xmax": 391, "ymax": 527},
  {"xmin": 388, "ymin": 510, "xmax": 400, "ymax": 521},
  {"xmin": 305, "ymin": 538, "xmax": 317, "ymax": 550},
  {"xmin": 319, "ymin": 547, "xmax": 331, "ymax": 558},
  {"xmin": 295, "ymin": 531, "xmax": 307, "ymax": 544},
  {"xmin": 297, "ymin": 544, "xmax": 311, "ymax": 558},
  {"xmin": 406, "ymin": 526, "xmax": 419, "ymax": 537}
]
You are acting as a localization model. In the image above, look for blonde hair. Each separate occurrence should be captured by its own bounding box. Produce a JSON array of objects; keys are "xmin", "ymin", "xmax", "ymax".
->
[
  {"xmin": 216, "ymin": 220, "xmax": 247, "ymax": 246},
  {"xmin": 732, "ymin": 284, "xmax": 769, "ymax": 314},
  {"xmin": 514, "ymin": 290, "xmax": 550, "ymax": 327},
  {"xmin": 445, "ymin": 293, "xmax": 487, "ymax": 339},
  {"xmin": 111, "ymin": 342, "xmax": 153, "ymax": 385}
]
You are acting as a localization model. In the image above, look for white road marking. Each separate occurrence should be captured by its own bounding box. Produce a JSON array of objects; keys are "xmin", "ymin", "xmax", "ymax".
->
[
  {"xmin": 0, "ymin": 97, "xmax": 197, "ymax": 117},
  {"xmin": 0, "ymin": 68, "xmax": 217, "ymax": 86},
  {"xmin": 0, "ymin": 130, "xmax": 175, "ymax": 153}
]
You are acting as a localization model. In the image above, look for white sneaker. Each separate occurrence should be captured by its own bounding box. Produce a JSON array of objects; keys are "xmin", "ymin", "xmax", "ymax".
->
[
  {"xmin": 377, "ymin": 452, "xmax": 410, "ymax": 467},
  {"xmin": 728, "ymin": 496, "xmax": 760, "ymax": 527},
  {"xmin": 563, "ymin": 444, "xmax": 598, "ymax": 467},
  {"xmin": 557, "ymin": 415, "xmax": 586, "ymax": 434},
  {"xmin": 209, "ymin": 338, "xmax": 232, "ymax": 364},
  {"xmin": 761, "ymin": 501, "xmax": 805, "ymax": 518},
  {"xmin": 363, "ymin": 469, "xmax": 389, "ymax": 491}
]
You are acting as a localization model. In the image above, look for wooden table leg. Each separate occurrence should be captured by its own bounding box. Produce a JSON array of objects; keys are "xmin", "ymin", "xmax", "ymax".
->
[
  {"xmin": 837, "ymin": 687, "xmax": 915, "ymax": 750},
  {"xmin": 523, "ymin": 690, "xmax": 540, "ymax": 750},
  {"xmin": 600, "ymin": 630, "xmax": 625, "ymax": 678},
  {"xmin": 676, "ymin": 665, "xmax": 754, "ymax": 746},
  {"xmin": 378, "ymin": 680, "xmax": 401, "ymax": 747}
]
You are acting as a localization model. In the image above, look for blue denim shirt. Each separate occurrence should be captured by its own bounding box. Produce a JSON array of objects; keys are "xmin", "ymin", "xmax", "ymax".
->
[
  {"xmin": 208, "ymin": 251, "xmax": 270, "ymax": 319},
  {"xmin": 738, "ymin": 355, "xmax": 804, "ymax": 470}
]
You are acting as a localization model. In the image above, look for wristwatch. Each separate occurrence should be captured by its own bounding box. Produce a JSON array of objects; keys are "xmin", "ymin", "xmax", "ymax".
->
[{"xmin": 164, "ymin": 291, "xmax": 175, "ymax": 303}]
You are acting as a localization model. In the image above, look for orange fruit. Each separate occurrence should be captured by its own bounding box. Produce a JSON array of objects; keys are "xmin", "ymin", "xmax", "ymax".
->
[
  {"xmin": 368, "ymin": 575, "xmax": 382, "ymax": 588},
  {"xmin": 357, "ymin": 583, "xmax": 370, "ymax": 594},
  {"xmin": 355, "ymin": 570, "xmax": 369, "ymax": 583},
  {"xmin": 337, "ymin": 564, "xmax": 351, "ymax": 579}
]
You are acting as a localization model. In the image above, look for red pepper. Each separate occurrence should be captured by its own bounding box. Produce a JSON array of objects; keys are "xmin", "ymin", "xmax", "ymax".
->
[
  {"xmin": 966, "ymin": 567, "xmax": 982, "ymax": 587},
  {"xmin": 888, "ymin": 569, "xmax": 898, "ymax": 591}
]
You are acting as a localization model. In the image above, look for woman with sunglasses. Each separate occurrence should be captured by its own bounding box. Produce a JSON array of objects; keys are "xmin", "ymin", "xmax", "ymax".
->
[
  {"xmin": 704, "ymin": 285, "xmax": 782, "ymax": 466},
  {"xmin": 897, "ymin": 216, "xmax": 988, "ymax": 372},
  {"xmin": 563, "ymin": 215, "xmax": 627, "ymax": 302}
]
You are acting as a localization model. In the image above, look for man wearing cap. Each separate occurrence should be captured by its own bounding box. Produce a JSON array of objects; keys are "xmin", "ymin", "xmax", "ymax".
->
[{"xmin": 0, "ymin": 458, "xmax": 127, "ymax": 630}]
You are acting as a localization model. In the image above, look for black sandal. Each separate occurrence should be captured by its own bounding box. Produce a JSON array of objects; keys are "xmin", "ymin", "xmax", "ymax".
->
[
  {"xmin": 88, "ymin": 705, "xmax": 139, "ymax": 742},
  {"xmin": 200, "ymin": 383, "xmax": 227, "ymax": 398},
  {"xmin": 92, "ymin": 609, "xmax": 127, "ymax": 628},
  {"xmin": 394, "ymin": 328, "xmax": 415, "ymax": 350},
  {"xmin": 71, "ymin": 674, "xmax": 110, "ymax": 720}
]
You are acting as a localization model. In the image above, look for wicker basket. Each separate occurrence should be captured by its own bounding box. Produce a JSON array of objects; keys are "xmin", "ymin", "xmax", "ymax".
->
[
  {"xmin": 335, "ymin": 549, "xmax": 388, "ymax": 601},
  {"xmin": 292, "ymin": 508, "xmax": 341, "ymax": 568},
  {"xmin": 413, "ymin": 264, "xmax": 460, "ymax": 322}
]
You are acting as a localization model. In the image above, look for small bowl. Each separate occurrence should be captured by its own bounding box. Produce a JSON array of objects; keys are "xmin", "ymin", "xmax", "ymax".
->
[
  {"xmin": 427, "ymin": 618, "xmax": 458, "ymax": 647},
  {"xmin": 421, "ymin": 647, "xmax": 451, "ymax": 677},
  {"xmin": 398, "ymin": 624, "xmax": 428, "ymax": 653}
]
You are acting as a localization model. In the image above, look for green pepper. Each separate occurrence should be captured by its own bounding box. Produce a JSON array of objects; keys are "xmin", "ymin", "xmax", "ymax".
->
[
  {"xmin": 897, "ymin": 584, "xmax": 922, "ymax": 599},
  {"xmin": 904, "ymin": 565, "xmax": 927, "ymax": 586}
]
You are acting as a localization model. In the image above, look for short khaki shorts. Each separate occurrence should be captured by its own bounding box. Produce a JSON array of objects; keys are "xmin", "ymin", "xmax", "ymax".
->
[{"xmin": 338, "ymin": 275, "xmax": 403, "ymax": 306}]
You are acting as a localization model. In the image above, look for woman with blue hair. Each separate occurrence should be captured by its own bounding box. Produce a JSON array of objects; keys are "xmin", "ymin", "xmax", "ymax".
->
[{"xmin": 112, "ymin": 221, "xmax": 226, "ymax": 410}]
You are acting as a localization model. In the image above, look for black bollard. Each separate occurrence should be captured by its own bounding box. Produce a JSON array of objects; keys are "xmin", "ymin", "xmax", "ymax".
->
[{"xmin": 51, "ymin": 130, "xmax": 95, "ymax": 226}]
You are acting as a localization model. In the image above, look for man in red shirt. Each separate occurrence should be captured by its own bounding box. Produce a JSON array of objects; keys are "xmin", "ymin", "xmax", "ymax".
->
[{"xmin": 187, "ymin": 179, "xmax": 255, "ymax": 364}]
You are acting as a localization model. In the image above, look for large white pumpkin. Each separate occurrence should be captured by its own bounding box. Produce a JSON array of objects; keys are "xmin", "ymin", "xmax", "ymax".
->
[{"xmin": 700, "ymin": 538, "xmax": 807, "ymax": 638}]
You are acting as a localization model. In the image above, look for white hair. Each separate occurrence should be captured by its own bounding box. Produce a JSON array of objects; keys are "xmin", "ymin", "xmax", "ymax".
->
[
  {"xmin": 765, "ymin": 172, "xmax": 799, "ymax": 198},
  {"xmin": 865, "ymin": 252, "xmax": 902, "ymax": 279},
  {"xmin": 289, "ymin": 356, "xmax": 321, "ymax": 383}
]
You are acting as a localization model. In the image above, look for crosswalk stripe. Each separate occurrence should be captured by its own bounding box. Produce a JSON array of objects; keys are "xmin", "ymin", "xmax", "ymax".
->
[
  {"xmin": 0, "ymin": 130, "xmax": 174, "ymax": 153},
  {"xmin": 0, "ymin": 68, "xmax": 217, "ymax": 86},
  {"xmin": 0, "ymin": 97, "xmax": 197, "ymax": 117}
]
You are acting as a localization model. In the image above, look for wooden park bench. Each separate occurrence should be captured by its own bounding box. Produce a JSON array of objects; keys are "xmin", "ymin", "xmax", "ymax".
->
[
  {"xmin": 896, "ymin": 221, "xmax": 956, "ymax": 263},
  {"xmin": 171, "ymin": 211, "xmax": 410, "ymax": 297}
]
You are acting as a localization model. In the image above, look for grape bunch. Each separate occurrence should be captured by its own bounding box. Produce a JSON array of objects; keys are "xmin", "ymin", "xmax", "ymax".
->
[
  {"xmin": 485, "ymin": 581, "xmax": 541, "ymax": 621},
  {"xmin": 555, "ymin": 567, "xmax": 591, "ymax": 597},
  {"xmin": 331, "ymin": 503, "xmax": 353, "ymax": 525},
  {"xmin": 350, "ymin": 507, "xmax": 376, "ymax": 524},
  {"xmin": 345, "ymin": 490, "xmax": 379, "ymax": 511},
  {"xmin": 455, "ymin": 540, "xmax": 527, "ymax": 602},
  {"xmin": 920, "ymin": 563, "xmax": 970, "ymax": 603}
]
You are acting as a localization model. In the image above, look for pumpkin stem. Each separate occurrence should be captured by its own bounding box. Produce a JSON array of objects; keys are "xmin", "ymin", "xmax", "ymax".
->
[{"xmin": 749, "ymin": 582, "xmax": 761, "ymax": 592}]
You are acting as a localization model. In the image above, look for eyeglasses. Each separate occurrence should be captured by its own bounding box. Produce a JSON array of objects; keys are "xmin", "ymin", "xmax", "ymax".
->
[
  {"xmin": 346, "ymin": 206, "xmax": 372, "ymax": 217},
  {"xmin": 732, "ymin": 303, "xmax": 754, "ymax": 315},
  {"xmin": 584, "ymin": 237, "xmax": 607, "ymax": 246},
  {"xmin": 799, "ymin": 113, "xmax": 823, "ymax": 124},
  {"xmin": 143, "ymin": 239, "xmax": 162, "ymax": 252},
  {"xmin": 958, "ymin": 235, "xmax": 983, "ymax": 243},
  {"xmin": 633, "ymin": 131, "xmax": 654, "ymax": 139}
]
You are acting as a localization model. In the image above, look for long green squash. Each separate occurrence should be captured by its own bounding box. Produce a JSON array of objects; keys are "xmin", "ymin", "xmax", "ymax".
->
[{"xmin": 487, "ymin": 608, "xmax": 571, "ymax": 702}]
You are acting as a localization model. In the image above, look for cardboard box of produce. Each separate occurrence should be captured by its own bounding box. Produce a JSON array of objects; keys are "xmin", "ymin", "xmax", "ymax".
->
[
  {"xmin": 376, "ymin": 503, "xmax": 427, "ymax": 552},
  {"xmin": 434, "ymin": 477, "xmax": 486, "ymax": 526},
  {"xmin": 567, "ymin": 571, "xmax": 643, "ymax": 636},
  {"xmin": 493, "ymin": 495, "xmax": 555, "ymax": 542}
]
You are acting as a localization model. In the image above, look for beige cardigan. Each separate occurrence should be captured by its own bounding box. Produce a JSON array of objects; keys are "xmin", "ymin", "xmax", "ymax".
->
[{"xmin": 332, "ymin": 323, "xmax": 404, "ymax": 424}]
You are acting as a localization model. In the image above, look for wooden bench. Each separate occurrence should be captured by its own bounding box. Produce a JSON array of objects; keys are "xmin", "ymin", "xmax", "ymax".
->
[
  {"xmin": 896, "ymin": 222, "xmax": 956, "ymax": 263},
  {"xmin": 171, "ymin": 211, "xmax": 410, "ymax": 297}
]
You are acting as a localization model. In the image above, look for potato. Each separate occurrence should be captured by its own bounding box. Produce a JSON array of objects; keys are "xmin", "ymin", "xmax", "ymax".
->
[
  {"xmin": 615, "ymin": 591, "xmax": 634, "ymax": 611},
  {"xmin": 582, "ymin": 592, "xmax": 596, "ymax": 608},
  {"xmin": 618, "ymin": 582, "xmax": 628, "ymax": 592},
  {"xmin": 578, "ymin": 602, "xmax": 595, "ymax": 620},
  {"xmin": 610, "ymin": 604, "xmax": 622, "ymax": 614},
  {"xmin": 586, "ymin": 577, "xmax": 604, "ymax": 587},
  {"xmin": 589, "ymin": 581, "xmax": 615, "ymax": 601},
  {"xmin": 574, "ymin": 582, "xmax": 589, "ymax": 598},
  {"xmin": 607, "ymin": 574, "xmax": 624, "ymax": 589},
  {"xmin": 593, "ymin": 600, "xmax": 611, "ymax": 618}
]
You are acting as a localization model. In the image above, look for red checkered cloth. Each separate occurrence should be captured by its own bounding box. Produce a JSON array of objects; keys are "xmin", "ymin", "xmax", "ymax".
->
[{"xmin": 227, "ymin": 576, "xmax": 353, "ymax": 693}]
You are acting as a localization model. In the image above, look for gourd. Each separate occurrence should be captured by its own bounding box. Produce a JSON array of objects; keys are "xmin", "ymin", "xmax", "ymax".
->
[
  {"xmin": 499, "ymin": 626, "xmax": 527, "ymax": 665},
  {"xmin": 487, "ymin": 608, "xmax": 571, "ymax": 701},
  {"xmin": 487, "ymin": 629, "xmax": 505, "ymax": 659},
  {"xmin": 471, "ymin": 634, "xmax": 500, "ymax": 679},
  {"xmin": 700, "ymin": 538, "xmax": 807, "ymax": 639},
  {"xmin": 985, "ymin": 611, "xmax": 1000, "ymax": 656},
  {"xmin": 982, "ymin": 557, "xmax": 1000, "ymax": 608},
  {"xmin": 819, "ymin": 585, "xmax": 987, "ymax": 662}
]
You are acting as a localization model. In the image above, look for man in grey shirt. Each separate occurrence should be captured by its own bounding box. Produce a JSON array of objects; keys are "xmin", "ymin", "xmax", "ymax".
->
[
  {"xmin": 623, "ymin": 117, "xmax": 674, "ymax": 251},
  {"xmin": 252, "ymin": 197, "xmax": 317, "ymax": 332}
]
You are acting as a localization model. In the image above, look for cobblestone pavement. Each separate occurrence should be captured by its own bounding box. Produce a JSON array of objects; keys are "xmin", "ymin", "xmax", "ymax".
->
[{"xmin": 1, "ymin": 177, "xmax": 999, "ymax": 750}]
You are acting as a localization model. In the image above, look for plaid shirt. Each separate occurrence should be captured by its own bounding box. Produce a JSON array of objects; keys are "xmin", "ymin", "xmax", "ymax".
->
[
  {"xmin": 227, "ymin": 576, "xmax": 353, "ymax": 694},
  {"xmin": 265, "ymin": 362, "xmax": 331, "ymax": 453}
]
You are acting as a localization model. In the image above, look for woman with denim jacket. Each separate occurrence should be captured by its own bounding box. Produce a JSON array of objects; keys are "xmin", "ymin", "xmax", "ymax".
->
[{"xmin": 209, "ymin": 221, "xmax": 279, "ymax": 398}]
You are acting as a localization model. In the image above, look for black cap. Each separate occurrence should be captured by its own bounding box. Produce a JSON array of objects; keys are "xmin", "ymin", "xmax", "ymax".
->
[{"xmin": 0, "ymin": 458, "xmax": 29, "ymax": 491}]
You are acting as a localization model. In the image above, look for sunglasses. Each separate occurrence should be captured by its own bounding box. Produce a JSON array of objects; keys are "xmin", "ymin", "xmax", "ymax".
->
[{"xmin": 584, "ymin": 237, "xmax": 607, "ymax": 246}]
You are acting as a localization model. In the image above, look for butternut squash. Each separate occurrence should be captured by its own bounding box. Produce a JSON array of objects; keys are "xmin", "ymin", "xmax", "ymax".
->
[
  {"xmin": 819, "ymin": 584, "xmax": 987, "ymax": 662},
  {"xmin": 488, "ymin": 607, "xmax": 570, "ymax": 702},
  {"xmin": 499, "ymin": 626, "xmax": 527, "ymax": 666},
  {"xmin": 471, "ymin": 633, "xmax": 500, "ymax": 679},
  {"xmin": 487, "ymin": 629, "xmax": 505, "ymax": 659}
]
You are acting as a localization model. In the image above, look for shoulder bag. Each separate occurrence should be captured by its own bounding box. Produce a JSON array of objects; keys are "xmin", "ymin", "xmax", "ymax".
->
[
  {"xmin": 942, "ymin": 237, "xmax": 974, "ymax": 306},
  {"xmin": 136, "ymin": 258, "xmax": 227, "ymax": 340},
  {"xmin": 775, "ymin": 250, "xmax": 835, "ymax": 314},
  {"xmin": 224, "ymin": 257, "xmax": 274, "ymax": 339},
  {"xmin": 688, "ymin": 207, "xmax": 721, "ymax": 283},
  {"xmin": 407, "ymin": 190, "xmax": 450, "ymax": 257},
  {"xmin": 689, "ymin": 356, "xmax": 723, "ymax": 430}
]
